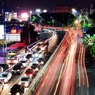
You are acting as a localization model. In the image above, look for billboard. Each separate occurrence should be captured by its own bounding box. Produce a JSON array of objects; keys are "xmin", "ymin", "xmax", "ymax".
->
[
  {"xmin": 0, "ymin": 25, "xmax": 4, "ymax": 39},
  {"xmin": 6, "ymin": 34, "xmax": 21, "ymax": 42}
]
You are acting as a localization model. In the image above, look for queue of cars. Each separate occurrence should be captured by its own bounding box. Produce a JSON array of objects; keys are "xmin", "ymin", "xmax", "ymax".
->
[
  {"xmin": 0, "ymin": 40, "xmax": 48, "ymax": 94},
  {"xmin": 15, "ymin": 41, "xmax": 47, "ymax": 91}
]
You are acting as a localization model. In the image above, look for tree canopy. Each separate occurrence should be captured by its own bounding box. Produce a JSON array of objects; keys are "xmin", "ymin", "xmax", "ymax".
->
[{"xmin": 21, "ymin": 23, "xmax": 39, "ymax": 45}]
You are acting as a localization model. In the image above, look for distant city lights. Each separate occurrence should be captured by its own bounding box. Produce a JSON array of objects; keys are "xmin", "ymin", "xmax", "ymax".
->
[
  {"xmin": 21, "ymin": 13, "xmax": 29, "ymax": 21},
  {"xmin": 36, "ymin": 9, "xmax": 41, "ymax": 13},
  {"xmin": 43, "ymin": 10, "xmax": 47, "ymax": 13}
]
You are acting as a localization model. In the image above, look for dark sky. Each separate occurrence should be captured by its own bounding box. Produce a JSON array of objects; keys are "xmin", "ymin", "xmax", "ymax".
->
[{"xmin": 5, "ymin": 0, "xmax": 94, "ymax": 12}]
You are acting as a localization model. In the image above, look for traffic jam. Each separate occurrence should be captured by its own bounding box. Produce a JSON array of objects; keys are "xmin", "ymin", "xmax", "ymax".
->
[{"xmin": 0, "ymin": 29, "xmax": 56, "ymax": 95}]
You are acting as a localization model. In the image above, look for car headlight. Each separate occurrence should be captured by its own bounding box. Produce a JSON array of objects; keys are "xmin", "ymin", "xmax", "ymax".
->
[
  {"xmin": 35, "ymin": 68, "xmax": 39, "ymax": 71},
  {"xmin": 18, "ymin": 82, "xmax": 21, "ymax": 85},
  {"xmin": 40, "ymin": 61, "xmax": 44, "ymax": 64},
  {"xmin": 4, "ymin": 79, "xmax": 8, "ymax": 83},
  {"xmin": 9, "ymin": 93, "xmax": 11, "ymax": 95},
  {"xmin": 7, "ymin": 60, "xmax": 10, "ymax": 63},
  {"xmin": 24, "ymin": 74, "xmax": 27, "ymax": 76},
  {"xmin": 13, "ymin": 60, "xmax": 18, "ymax": 63},
  {"xmin": 25, "ymin": 82, "xmax": 28, "ymax": 87},
  {"xmin": 17, "ymin": 70, "xmax": 20, "ymax": 72},
  {"xmin": 16, "ymin": 92, "xmax": 20, "ymax": 95},
  {"xmin": 29, "ymin": 74, "xmax": 32, "ymax": 77},
  {"xmin": 23, "ymin": 64, "xmax": 26, "ymax": 67}
]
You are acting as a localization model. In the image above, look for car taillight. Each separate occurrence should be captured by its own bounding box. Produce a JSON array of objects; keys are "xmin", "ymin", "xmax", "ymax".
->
[
  {"xmin": 29, "ymin": 74, "xmax": 32, "ymax": 77},
  {"xmin": 13, "ymin": 60, "xmax": 18, "ymax": 63},
  {"xmin": 16, "ymin": 92, "xmax": 20, "ymax": 95},
  {"xmin": 7, "ymin": 60, "xmax": 10, "ymax": 63},
  {"xmin": 40, "ymin": 61, "xmax": 44, "ymax": 64}
]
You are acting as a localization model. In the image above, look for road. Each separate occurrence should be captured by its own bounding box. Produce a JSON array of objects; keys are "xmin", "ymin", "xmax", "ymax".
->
[
  {"xmin": 0, "ymin": 29, "xmax": 59, "ymax": 95},
  {"xmin": 34, "ymin": 31, "xmax": 71, "ymax": 95},
  {"xmin": 33, "ymin": 28, "xmax": 91, "ymax": 95},
  {"xmin": 1, "ymin": 27, "xmax": 94, "ymax": 95}
]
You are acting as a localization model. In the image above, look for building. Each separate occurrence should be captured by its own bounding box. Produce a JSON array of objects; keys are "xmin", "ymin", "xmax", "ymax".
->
[{"xmin": 53, "ymin": 6, "xmax": 72, "ymax": 13}]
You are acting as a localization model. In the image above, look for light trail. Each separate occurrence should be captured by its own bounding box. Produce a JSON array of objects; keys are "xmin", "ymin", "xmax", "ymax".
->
[
  {"xmin": 35, "ymin": 34, "xmax": 71, "ymax": 95},
  {"xmin": 77, "ymin": 43, "xmax": 89, "ymax": 95},
  {"xmin": 82, "ymin": 45, "xmax": 89, "ymax": 88},
  {"xmin": 35, "ymin": 42, "xmax": 69, "ymax": 95},
  {"xmin": 59, "ymin": 43, "xmax": 77, "ymax": 95},
  {"xmin": 57, "ymin": 30, "xmax": 77, "ymax": 95},
  {"xmin": 35, "ymin": 29, "xmax": 89, "ymax": 95}
]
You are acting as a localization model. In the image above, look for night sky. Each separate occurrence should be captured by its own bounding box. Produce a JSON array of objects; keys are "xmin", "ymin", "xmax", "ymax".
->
[{"xmin": 5, "ymin": 0, "xmax": 94, "ymax": 12}]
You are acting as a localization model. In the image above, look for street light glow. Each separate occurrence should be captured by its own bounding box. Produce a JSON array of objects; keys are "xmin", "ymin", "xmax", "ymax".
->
[
  {"xmin": 30, "ymin": 11, "xmax": 32, "ymax": 14},
  {"xmin": 21, "ymin": 12, "xmax": 29, "ymax": 21},
  {"xmin": 72, "ymin": 8, "xmax": 77, "ymax": 13},
  {"xmin": 43, "ymin": 9, "xmax": 47, "ymax": 13},
  {"xmin": 36, "ymin": 9, "xmax": 41, "ymax": 13}
]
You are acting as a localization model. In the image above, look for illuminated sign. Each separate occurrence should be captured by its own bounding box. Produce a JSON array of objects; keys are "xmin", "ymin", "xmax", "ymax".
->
[
  {"xmin": 6, "ymin": 34, "xmax": 21, "ymax": 42},
  {"xmin": 0, "ymin": 25, "xmax": 4, "ymax": 39},
  {"xmin": 11, "ymin": 27, "xmax": 17, "ymax": 34}
]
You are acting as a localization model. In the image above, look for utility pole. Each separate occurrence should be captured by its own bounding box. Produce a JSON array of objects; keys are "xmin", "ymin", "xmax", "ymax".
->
[{"xmin": 0, "ymin": 0, "xmax": 5, "ymax": 22}]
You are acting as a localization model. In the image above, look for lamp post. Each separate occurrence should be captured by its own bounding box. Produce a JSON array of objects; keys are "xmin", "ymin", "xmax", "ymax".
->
[
  {"xmin": 30, "ymin": 11, "xmax": 32, "ymax": 23},
  {"xmin": 50, "ymin": 17, "xmax": 54, "ymax": 26},
  {"xmin": 2, "ymin": 24, "xmax": 7, "ymax": 63},
  {"xmin": 43, "ymin": 9, "xmax": 47, "ymax": 13},
  {"xmin": 35, "ymin": 9, "xmax": 41, "ymax": 14}
]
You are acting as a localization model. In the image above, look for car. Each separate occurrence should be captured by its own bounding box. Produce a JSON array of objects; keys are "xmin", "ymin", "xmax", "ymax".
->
[
  {"xmin": 32, "ymin": 51, "xmax": 40, "ymax": 58},
  {"xmin": 0, "ymin": 71, "xmax": 12, "ymax": 83},
  {"xmin": 9, "ymin": 83, "xmax": 24, "ymax": 95},
  {"xmin": 38, "ymin": 57, "xmax": 45, "ymax": 65},
  {"xmin": 31, "ymin": 63, "xmax": 39, "ymax": 73},
  {"xmin": 0, "ymin": 64, "xmax": 10, "ymax": 71},
  {"xmin": 32, "ymin": 57, "xmax": 39, "ymax": 65},
  {"xmin": 0, "ymin": 81, "xmax": 4, "ymax": 94},
  {"xmin": 12, "ymin": 62, "xmax": 24, "ymax": 74},
  {"xmin": 19, "ymin": 59, "xmax": 29, "ymax": 68},
  {"xmin": 25, "ymin": 53, "xmax": 32, "ymax": 60},
  {"xmin": 25, "ymin": 68, "xmax": 35, "ymax": 78},
  {"xmin": 18, "ymin": 76, "xmax": 31, "ymax": 87}
]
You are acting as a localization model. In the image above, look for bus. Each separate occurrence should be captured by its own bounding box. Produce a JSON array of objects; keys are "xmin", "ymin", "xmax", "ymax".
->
[{"xmin": 7, "ymin": 47, "xmax": 25, "ymax": 65}]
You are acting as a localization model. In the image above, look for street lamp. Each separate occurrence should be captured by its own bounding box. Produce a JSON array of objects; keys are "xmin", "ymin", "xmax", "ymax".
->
[
  {"xmin": 1, "ymin": 24, "xmax": 7, "ymax": 63},
  {"xmin": 72, "ymin": 8, "xmax": 77, "ymax": 13},
  {"xmin": 30, "ymin": 11, "xmax": 32, "ymax": 23},
  {"xmin": 35, "ymin": 9, "xmax": 41, "ymax": 14},
  {"xmin": 43, "ymin": 9, "xmax": 47, "ymax": 13},
  {"xmin": 50, "ymin": 17, "xmax": 54, "ymax": 26}
]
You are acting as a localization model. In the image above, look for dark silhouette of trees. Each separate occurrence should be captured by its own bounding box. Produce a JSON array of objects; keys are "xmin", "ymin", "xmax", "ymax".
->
[
  {"xmin": 86, "ymin": 27, "xmax": 95, "ymax": 36},
  {"xmin": 21, "ymin": 23, "xmax": 39, "ymax": 45},
  {"xmin": 32, "ymin": 12, "xmax": 76, "ymax": 26}
]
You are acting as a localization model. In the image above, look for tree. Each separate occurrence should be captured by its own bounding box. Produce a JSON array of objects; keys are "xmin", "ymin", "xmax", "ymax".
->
[
  {"xmin": 83, "ymin": 32, "xmax": 95, "ymax": 60},
  {"xmin": 21, "ymin": 23, "xmax": 39, "ymax": 45}
]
